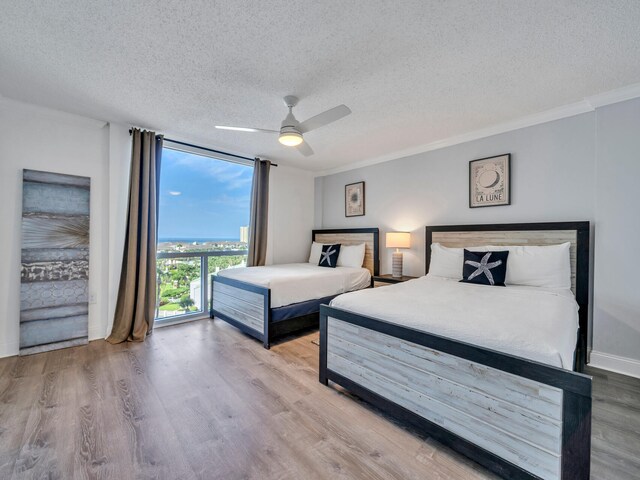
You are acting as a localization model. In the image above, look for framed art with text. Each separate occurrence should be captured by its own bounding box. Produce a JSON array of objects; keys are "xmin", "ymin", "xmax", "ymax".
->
[
  {"xmin": 469, "ymin": 154, "xmax": 511, "ymax": 208},
  {"xmin": 345, "ymin": 181, "xmax": 365, "ymax": 217}
]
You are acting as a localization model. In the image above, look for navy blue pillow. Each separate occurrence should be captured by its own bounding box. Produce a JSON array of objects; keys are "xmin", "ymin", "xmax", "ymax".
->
[
  {"xmin": 318, "ymin": 244, "xmax": 341, "ymax": 268},
  {"xmin": 460, "ymin": 250, "xmax": 509, "ymax": 286}
]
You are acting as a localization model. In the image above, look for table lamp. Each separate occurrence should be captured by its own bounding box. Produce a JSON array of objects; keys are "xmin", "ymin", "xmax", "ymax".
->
[{"xmin": 386, "ymin": 232, "xmax": 411, "ymax": 277}]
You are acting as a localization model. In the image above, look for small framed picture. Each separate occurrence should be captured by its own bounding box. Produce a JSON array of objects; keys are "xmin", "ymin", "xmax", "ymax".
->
[
  {"xmin": 469, "ymin": 154, "xmax": 511, "ymax": 208},
  {"xmin": 345, "ymin": 181, "xmax": 365, "ymax": 217}
]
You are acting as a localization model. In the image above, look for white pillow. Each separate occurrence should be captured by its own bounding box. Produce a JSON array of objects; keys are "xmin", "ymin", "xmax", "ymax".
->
[
  {"xmin": 308, "ymin": 241, "xmax": 324, "ymax": 264},
  {"xmin": 483, "ymin": 242, "xmax": 572, "ymax": 289},
  {"xmin": 428, "ymin": 243, "xmax": 464, "ymax": 279},
  {"xmin": 429, "ymin": 242, "xmax": 572, "ymax": 289},
  {"xmin": 337, "ymin": 243, "xmax": 366, "ymax": 268}
]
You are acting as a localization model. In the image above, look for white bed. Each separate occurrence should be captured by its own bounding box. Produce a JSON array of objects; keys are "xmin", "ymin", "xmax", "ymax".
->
[
  {"xmin": 219, "ymin": 263, "xmax": 371, "ymax": 308},
  {"xmin": 330, "ymin": 274, "xmax": 579, "ymax": 369},
  {"xmin": 320, "ymin": 222, "xmax": 592, "ymax": 480},
  {"xmin": 210, "ymin": 228, "xmax": 379, "ymax": 349}
]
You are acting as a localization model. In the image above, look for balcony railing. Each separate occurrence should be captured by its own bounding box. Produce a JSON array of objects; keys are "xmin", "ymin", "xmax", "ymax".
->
[{"xmin": 155, "ymin": 250, "xmax": 248, "ymax": 323}]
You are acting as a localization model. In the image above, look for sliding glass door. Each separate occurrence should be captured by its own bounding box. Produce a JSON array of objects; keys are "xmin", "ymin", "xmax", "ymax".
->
[{"xmin": 155, "ymin": 145, "xmax": 252, "ymax": 323}]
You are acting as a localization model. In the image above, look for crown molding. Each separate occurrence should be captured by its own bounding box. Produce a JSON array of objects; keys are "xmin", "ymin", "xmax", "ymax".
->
[
  {"xmin": 316, "ymin": 100, "xmax": 593, "ymax": 176},
  {"xmin": 0, "ymin": 96, "xmax": 108, "ymax": 129},
  {"xmin": 316, "ymin": 82, "xmax": 640, "ymax": 177},
  {"xmin": 585, "ymin": 81, "xmax": 640, "ymax": 108}
]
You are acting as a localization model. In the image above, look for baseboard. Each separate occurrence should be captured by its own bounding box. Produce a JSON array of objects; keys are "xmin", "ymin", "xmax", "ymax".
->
[
  {"xmin": 0, "ymin": 327, "xmax": 106, "ymax": 359},
  {"xmin": 589, "ymin": 350, "xmax": 640, "ymax": 379},
  {"xmin": 88, "ymin": 326, "xmax": 107, "ymax": 341},
  {"xmin": 0, "ymin": 340, "xmax": 19, "ymax": 359}
]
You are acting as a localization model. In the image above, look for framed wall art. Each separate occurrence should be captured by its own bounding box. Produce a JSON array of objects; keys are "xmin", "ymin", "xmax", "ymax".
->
[
  {"xmin": 469, "ymin": 154, "xmax": 511, "ymax": 208},
  {"xmin": 345, "ymin": 181, "xmax": 365, "ymax": 217},
  {"xmin": 20, "ymin": 169, "xmax": 90, "ymax": 355}
]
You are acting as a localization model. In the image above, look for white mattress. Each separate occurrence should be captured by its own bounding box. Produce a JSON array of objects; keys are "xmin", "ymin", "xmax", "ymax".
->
[
  {"xmin": 329, "ymin": 274, "xmax": 579, "ymax": 369},
  {"xmin": 217, "ymin": 263, "xmax": 371, "ymax": 308}
]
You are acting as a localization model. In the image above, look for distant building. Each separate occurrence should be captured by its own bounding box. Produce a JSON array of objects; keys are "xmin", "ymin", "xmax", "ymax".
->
[
  {"xmin": 240, "ymin": 226, "xmax": 249, "ymax": 243},
  {"xmin": 190, "ymin": 280, "xmax": 201, "ymax": 310}
]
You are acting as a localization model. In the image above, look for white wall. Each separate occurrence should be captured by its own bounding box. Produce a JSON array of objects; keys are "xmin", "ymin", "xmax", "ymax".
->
[
  {"xmin": 591, "ymin": 98, "xmax": 640, "ymax": 374},
  {"xmin": 0, "ymin": 98, "xmax": 114, "ymax": 357},
  {"xmin": 317, "ymin": 113, "xmax": 596, "ymax": 277},
  {"xmin": 316, "ymin": 101, "xmax": 640, "ymax": 375},
  {"xmin": 267, "ymin": 164, "xmax": 315, "ymax": 265},
  {"xmin": 106, "ymin": 123, "xmax": 131, "ymax": 336}
]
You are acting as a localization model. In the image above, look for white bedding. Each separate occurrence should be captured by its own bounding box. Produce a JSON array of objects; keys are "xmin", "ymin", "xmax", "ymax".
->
[
  {"xmin": 329, "ymin": 274, "xmax": 579, "ymax": 369},
  {"xmin": 217, "ymin": 263, "xmax": 371, "ymax": 308}
]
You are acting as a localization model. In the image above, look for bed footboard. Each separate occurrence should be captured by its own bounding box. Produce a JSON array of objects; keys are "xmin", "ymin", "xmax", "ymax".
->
[
  {"xmin": 319, "ymin": 305, "xmax": 591, "ymax": 480},
  {"xmin": 210, "ymin": 275, "xmax": 271, "ymax": 348}
]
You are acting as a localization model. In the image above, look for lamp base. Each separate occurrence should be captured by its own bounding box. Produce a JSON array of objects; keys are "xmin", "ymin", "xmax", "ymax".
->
[{"xmin": 392, "ymin": 252, "xmax": 403, "ymax": 278}]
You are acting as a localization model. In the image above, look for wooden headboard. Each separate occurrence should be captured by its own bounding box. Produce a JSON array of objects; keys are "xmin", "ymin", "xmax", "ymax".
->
[
  {"xmin": 425, "ymin": 222, "xmax": 590, "ymax": 367},
  {"xmin": 312, "ymin": 228, "xmax": 379, "ymax": 276}
]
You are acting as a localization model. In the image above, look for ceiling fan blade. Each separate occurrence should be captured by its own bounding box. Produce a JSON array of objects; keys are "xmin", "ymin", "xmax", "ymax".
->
[
  {"xmin": 295, "ymin": 141, "xmax": 314, "ymax": 157},
  {"xmin": 215, "ymin": 125, "xmax": 279, "ymax": 134},
  {"xmin": 298, "ymin": 105, "xmax": 351, "ymax": 133}
]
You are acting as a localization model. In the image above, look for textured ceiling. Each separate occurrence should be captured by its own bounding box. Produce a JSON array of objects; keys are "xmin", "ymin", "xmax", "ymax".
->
[{"xmin": 2, "ymin": 1, "xmax": 640, "ymax": 171}]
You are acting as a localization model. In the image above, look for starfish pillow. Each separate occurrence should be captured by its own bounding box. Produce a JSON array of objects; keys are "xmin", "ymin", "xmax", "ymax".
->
[
  {"xmin": 318, "ymin": 244, "xmax": 341, "ymax": 268},
  {"xmin": 460, "ymin": 250, "xmax": 509, "ymax": 286}
]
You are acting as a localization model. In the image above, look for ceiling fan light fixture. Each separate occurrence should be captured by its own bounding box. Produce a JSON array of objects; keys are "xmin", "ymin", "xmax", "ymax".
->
[
  {"xmin": 278, "ymin": 131, "xmax": 303, "ymax": 147},
  {"xmin": 215, "ymin": 95, "xmax": 350, "ymax": 156}
]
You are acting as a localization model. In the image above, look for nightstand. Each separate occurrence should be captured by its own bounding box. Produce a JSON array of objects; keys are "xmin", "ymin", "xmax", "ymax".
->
[{"xmin": 372, "ymin": 274, "xmax": 418, "ymax": 288}]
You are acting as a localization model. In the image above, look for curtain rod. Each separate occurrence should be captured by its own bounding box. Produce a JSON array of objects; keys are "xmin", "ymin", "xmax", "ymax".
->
[{"xmin": 128, "ymin": 129, "xmax": 277, "ymax": 167}]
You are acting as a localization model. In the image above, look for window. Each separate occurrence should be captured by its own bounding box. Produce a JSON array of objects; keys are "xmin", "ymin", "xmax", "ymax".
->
[{"xmin": 155, "ymin": 145, "xmax": 253, "ymax": 322}]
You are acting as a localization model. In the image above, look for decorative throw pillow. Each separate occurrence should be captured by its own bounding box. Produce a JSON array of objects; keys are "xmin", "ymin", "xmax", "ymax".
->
[
  {"xmin": 318, "ymin": 244, "xmax": 341, "ymax": 268},
  {"xmin": 460, "ymin": 250, "xmax": 509, "ymax": 286}
]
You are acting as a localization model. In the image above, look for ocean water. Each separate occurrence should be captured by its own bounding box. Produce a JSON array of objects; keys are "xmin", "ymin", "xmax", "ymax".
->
[{"xmin": 158, "ymin": 237, "xmax": 241, "ymax": 243}]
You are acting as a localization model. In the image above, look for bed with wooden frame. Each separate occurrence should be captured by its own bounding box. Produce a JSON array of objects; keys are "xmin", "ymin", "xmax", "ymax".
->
[
  {"xmin": 319, "ymin": 222, "xmax": 591, "ymax": 479},
  {"xmin": 210, "ymin": 228, "xmax": 379, "ymax": 349}
]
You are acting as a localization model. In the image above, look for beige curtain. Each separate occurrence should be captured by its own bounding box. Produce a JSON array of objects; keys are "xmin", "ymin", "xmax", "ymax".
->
[
  {"xmin": 107, "ymin": 129, "xmax": 163, "ymax": 343},
  {"xmin": 247, "ymin": 159, "xmax": 271, "ymax": 266}
]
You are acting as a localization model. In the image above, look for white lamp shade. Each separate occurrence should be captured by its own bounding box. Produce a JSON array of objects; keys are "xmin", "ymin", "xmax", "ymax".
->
[{"xmin": 386, "ymin": 232, "xmax": 411, "ymax": 249}]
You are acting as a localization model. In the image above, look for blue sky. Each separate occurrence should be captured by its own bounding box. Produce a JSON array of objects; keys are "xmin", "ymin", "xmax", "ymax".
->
[{"xmin": 158, "ymin": 148, "xmax": 253, "ymax": 240}]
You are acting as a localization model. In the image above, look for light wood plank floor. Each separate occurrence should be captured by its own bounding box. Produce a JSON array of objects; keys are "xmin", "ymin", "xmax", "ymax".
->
[{"xmin": 0, "ymin": 319, "xmax": 638, "ymax": 479}]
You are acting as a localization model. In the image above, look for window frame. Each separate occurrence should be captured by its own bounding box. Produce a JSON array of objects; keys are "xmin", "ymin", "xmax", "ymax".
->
[{"xmin": 155, "ymin": 141, "xmax": 253, "ymax": 327}]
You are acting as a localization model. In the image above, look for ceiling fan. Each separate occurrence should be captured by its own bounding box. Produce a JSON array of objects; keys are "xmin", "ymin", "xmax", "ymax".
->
[{"xmin": 215, "ymin": 96, "xmax": 351, "ymax": 157}]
